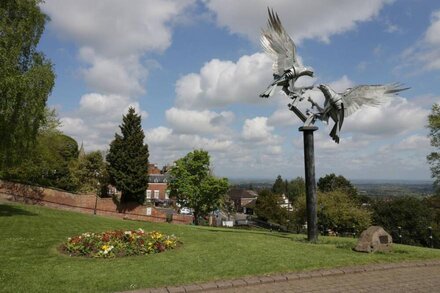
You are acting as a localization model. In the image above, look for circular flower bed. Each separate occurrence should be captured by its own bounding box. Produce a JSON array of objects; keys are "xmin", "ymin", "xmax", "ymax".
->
[{"xmin": 61, "ymin": 228, "xmax": 179, "ymax": 258}]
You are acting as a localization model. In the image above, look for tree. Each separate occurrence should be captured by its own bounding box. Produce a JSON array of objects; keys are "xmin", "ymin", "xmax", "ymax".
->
[
  {"xmin": 4, "ymin": 130, "xmax": 79, "ymax": 191},
  {"xmin": 372, "ymin": 197, "xmax": 435, "ymax": 247},
  {"xmin": 317, "ymin": 173, "xmax": 359, "ymax": 200},
  {"xmin": 0, "ymin": 0, "xmax": 55, "ymax": 169},
  {"xmin": 286, "ymin": 177, "xmax": 305, "ymax": 202},
  {"xmin": 255, "ymin": 189, "xmax": 289, "ymax": 225},
  {"xmin": 427, "ymin": 103, "xmax": 440, "ymax": 194},
  {"xmin": 2, "ymin": 107, "xmax": 78, "ymax": 189},
  {"xmin": 106, "ymin": 107, "xmax": 149, "ymax": 204},
  {"xmin": 294, "ymin": 190, "xmax": 371, "ymax": 234},
  {"xmin": 272, "ymin": 175, "xmax": 285, "ymax": 194},
  {"xmin": 169, "ymin": 150, "xmax": 229, "ymax": 225},
  {"xmin": 69, "ymin": 151, "xmax": 106, "ymax": 194}
]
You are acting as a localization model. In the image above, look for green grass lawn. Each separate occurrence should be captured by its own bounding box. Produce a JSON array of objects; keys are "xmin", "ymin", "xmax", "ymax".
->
[{"xmin": 1, "ymin": 201, "xmax": 440, "ymax": 293}]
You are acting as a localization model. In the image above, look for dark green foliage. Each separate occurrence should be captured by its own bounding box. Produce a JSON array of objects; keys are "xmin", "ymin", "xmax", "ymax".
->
[
  {"xmin": 106, "ymin": 107, "xmax": 149, "ymax": 204},
  {"xmin": 317, "ymin": 173, "xmax": 359, "ymax": 200},
  {"xmin": 372, "ymin": 197, "xmax": 436, "ymax": 247},
  {"xmin": 272, "ymin": 175, "xmax": 285, "ymax": 194},
  {"xmin": 69, "ymin": 151, "xmax": 107, "ymax": 194},
  {"xmin": 0, "ymin": 0, "xmax": 55, "ymax": 168},
  {"xmin": 427, "ymin": 103, "xmax": 440, "ymax": 194},
  {"xmin": 271, "ymin": 175, "xmax": 305, "ymax": 202},
  {"xmin": 255, "ymin": 189, "xmax": 291, "ymax": 226},
  {"xmin": 294, "ymin": 190, "xmax": 371, "ymax": 234},
  {"xmin": 4, "ymin": 131, "xmax": 79, "ymax": 191},
  {"xmin": 169, "ymin": 149, "xmax": 229, "ymax": 225},
  {"xmin": 286, "ymin": 177, "xmax": 305, "ymax": 202}
]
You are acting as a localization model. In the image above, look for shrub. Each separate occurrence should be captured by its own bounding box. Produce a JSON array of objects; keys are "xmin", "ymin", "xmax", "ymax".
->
[{"xmin": 61, "ymin": 228, "xmax": 179, "ymax": 258}]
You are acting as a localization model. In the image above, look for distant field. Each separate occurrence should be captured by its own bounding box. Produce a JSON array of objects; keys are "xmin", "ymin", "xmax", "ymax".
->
[
  {"xmin": 1, "ymin": 201, "xmax": 440, "ymax": 293},
  {"xmin": 231, "ymin": 179, "xmax": 434, "ymax": 197}
]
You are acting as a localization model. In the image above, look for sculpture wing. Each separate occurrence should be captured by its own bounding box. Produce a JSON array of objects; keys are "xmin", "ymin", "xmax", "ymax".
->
[
  {"xmin": 341, "ymin": 83, "xmax": 409, "ymax": 117},
  {"xmin": 260, "ymin": 8, "xmax": 301, "ymax": 76}
]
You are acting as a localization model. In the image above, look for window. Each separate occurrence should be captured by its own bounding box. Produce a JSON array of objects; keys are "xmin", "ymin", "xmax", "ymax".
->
[
  {"xmin": 165, "ymin": 190, "xmax": 170, "ymax": 200},
  {"xmin": 146, "ymin": 190, "xmax": 152, "ymax": 199},
  {"xmin": 154, "ymin": 190, "xmax": 159, "ymax": 199}
]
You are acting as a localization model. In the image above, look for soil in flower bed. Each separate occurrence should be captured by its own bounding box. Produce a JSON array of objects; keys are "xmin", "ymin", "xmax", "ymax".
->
[{"xmin": 59, "ymin": 228, "xmax": 180, "ymax": 258}]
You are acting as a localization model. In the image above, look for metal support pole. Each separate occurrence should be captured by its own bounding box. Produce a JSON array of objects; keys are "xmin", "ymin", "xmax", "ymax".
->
[{"xmin": 299, "ymin": 126, "xmax": 318, "ymax": 243}]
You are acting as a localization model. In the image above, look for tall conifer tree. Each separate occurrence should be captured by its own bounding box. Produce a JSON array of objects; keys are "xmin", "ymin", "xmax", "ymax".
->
[{"xmin": 107, "ymin": 107, "xmax": 149, "ymax": 203}]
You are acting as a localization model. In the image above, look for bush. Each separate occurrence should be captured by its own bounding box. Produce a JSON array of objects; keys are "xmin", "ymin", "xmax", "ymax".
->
[
  {"xmin": 61, "ymin": 228, "xmax": 179, "ymax": 258},
  {"xmin": 294, "ymin": 190, "xmax": 371, "ymax": 234},
  {"xmin": 372, "ymin": 197, "xmax": 435, "ymax": 247}
]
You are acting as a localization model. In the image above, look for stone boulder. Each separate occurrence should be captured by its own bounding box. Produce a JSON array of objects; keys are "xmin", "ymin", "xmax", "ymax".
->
[{"xmin": 354, "ymin": 226, "xmax": 393, "ymax": 253}]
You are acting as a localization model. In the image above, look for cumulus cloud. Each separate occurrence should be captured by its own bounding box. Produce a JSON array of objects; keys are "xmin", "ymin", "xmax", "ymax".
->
[
  {"xmin": 146, "ymin": 126, "xmax": 232, "ymax": 151},
  {"xmin": 60, "ymin": 93, "xmax": 147, "ymax": 151},
  {"xmin": 165, "ymin": 107, "xmax": 234, "ymax": 134},
  {"xmin": 42, "ymin": 0, "xmax": 194, "ymax": 150},
  {"xmin": 398, "ymin": 9, "xmax": 440, "ymax": 72},
  {"xmin": 43, "ymin": 0, "xmax": 194, "ymax": 57},
  {"xmin": 175, "ymin": 53, "xmax": 275, "ymax": 109},
  {"xmin": 343, "ymin": 97, "xmax": 428, "ymax": 136},
  {"xmin": 241, "ymin": 116, "xmax": 283, "ymax": 146},
  {"xmin": 205, "ymin": 0, "xmax": 393, "ymax": 43}
]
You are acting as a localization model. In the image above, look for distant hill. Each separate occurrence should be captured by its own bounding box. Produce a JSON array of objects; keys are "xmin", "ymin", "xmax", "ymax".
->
[{"xmin": 229, "ymin": 178, "xmax": 435, "ymax": 198}]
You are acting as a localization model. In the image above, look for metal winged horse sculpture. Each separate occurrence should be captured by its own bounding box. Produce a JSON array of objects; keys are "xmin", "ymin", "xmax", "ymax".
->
[{"xmin": 260, "ymin": 8, "xmax": 408, "ymax": 143}]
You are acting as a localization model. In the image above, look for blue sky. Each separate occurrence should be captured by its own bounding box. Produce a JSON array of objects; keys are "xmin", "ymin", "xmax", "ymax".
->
[{"xmin": 38, "ymin": 0, "xmax": 440, "ymax": 181}]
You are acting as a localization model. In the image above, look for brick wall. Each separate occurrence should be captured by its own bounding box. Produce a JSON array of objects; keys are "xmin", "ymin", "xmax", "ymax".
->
[{"xmin": 0, "ymin": 180, "xmax": 192, "ymax": 224}]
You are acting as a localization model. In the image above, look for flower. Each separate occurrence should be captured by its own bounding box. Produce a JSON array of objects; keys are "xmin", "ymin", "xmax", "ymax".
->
[{"xmin": 63, "ymin": 228, "xmax": 178, "ymax": 258}]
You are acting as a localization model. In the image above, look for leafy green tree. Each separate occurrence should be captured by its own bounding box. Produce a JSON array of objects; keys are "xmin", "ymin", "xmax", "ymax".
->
[
  {"xmin": 106, "ymin": 107, "xmax": 149, "ymax": 204},
  {"xmin": 0, "ymin": 0, "xmax": 55, "ymax": 169},
  {"xmin": 69, "ymin": 151, "xmax": 106, "ymax": 194},
  {"xmin": 427, "ymin": 103, "xmax": 440, "ymax": 194},
  {"xmin": 372, "ymin": 197, "xmax": 435, "ymax": 247},
  {"xmin": 294, "ymin": 190, "xmax": 371, "ymax": 234},
  {"xmin": 169, "ymin": 150, "xmax": 229, "ymax": 225},
  {"xmin": 286, "ymin": 177, "xmax": 305, "ymax": 202},
  {"xmin": 317, "ymin": 173, "xmax": 359, "ymax": 200},
  {"xmin": 255, "ymin": 189, "xmax": 289, "ymax": 225},
  {"xmin": 4, "ymin": 131, "xmax": 79, "ymax": 191},
  {"xmin": 272, "ymin": 175, "xmax": 285, "ymax": 194}
]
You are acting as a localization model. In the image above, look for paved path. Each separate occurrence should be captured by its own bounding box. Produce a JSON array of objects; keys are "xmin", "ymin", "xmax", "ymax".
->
[{"xmin": 125, "ymin": 260, "xmax": 440, "ymax": 293}]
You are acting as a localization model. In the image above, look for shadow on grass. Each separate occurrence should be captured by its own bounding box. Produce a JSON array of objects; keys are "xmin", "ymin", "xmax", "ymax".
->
[{"xmin": 0, "ymin": 204, "xmax": 37, "ymax": 217}]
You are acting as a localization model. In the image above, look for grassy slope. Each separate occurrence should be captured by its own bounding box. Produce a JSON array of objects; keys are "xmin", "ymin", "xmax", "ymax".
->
[{"xmin": 1, "ymin": 202, "xmax": 440, "ymax": 293}]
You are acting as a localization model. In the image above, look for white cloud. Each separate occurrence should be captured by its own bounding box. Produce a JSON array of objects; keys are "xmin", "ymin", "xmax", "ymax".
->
[
  {"xmin": 175, "ymin": 53, "xmax": 274, "ymax": 109},
  {"xmin": 205, "ymin": 0, "xmax": 393, "ymax": 43},
  {"xmin": 43, "ymin": 0, "xmax": 194, "ymax": 57},
  {"xmin": 165, "ymin": 107, "xmax": 234, "ymax": 134},
  {"xmin": 242, "ymin": 116, "xmax": 276, "ymax": 142},
  {"xmin": 42, "ymin": 0, "xmax": 193, "ymax": 151},
  {"xmin": 79, "ymin": 48, "xmax": 147, "ymax": 97},
  {"xmin": 60, "ymin": 93, "xmax": 148, "ymax": 151},
  {"xmin": 399, "ymin": 9, "xmax": 440, "ymax": 72},
  {"xmin": 344, "ymin": 97, "xmax": 428, "ymax": 136},
  {"xmin": 43, "ymin": 1, "xmax": 194, "ymax": 95},
  {"xmin": 146, "ymin": 126, "xmax": 233, "ymax": 155}
]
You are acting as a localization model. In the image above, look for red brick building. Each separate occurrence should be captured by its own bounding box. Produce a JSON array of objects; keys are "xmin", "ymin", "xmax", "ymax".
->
[{"xmin": 146, "ymin": 164, "xmax": 171, "ymax": 206}]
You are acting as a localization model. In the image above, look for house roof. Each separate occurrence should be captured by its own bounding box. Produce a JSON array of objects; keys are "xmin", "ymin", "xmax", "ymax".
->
[
  {"xmin": 228, "ymin": 188, "xmax": 258, "ymax": 200},
  {"xmin": 149, "ymin": 174, "xmax": 170, "ymax": 184},
  {"xmin": 242, "ymin": 198, "xmax": 257, "ymax": 208}
]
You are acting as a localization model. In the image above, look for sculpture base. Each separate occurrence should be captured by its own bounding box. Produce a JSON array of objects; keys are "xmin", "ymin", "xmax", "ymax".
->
[{"xmin": 299, "ymin": 126, "xmax": 318, "ymax": 132}]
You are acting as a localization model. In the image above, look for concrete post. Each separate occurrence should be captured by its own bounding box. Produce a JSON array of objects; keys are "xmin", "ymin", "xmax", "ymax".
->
[{"xmin": 299, "ymin": 126, "xmax": 318, "ymax": 243}]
